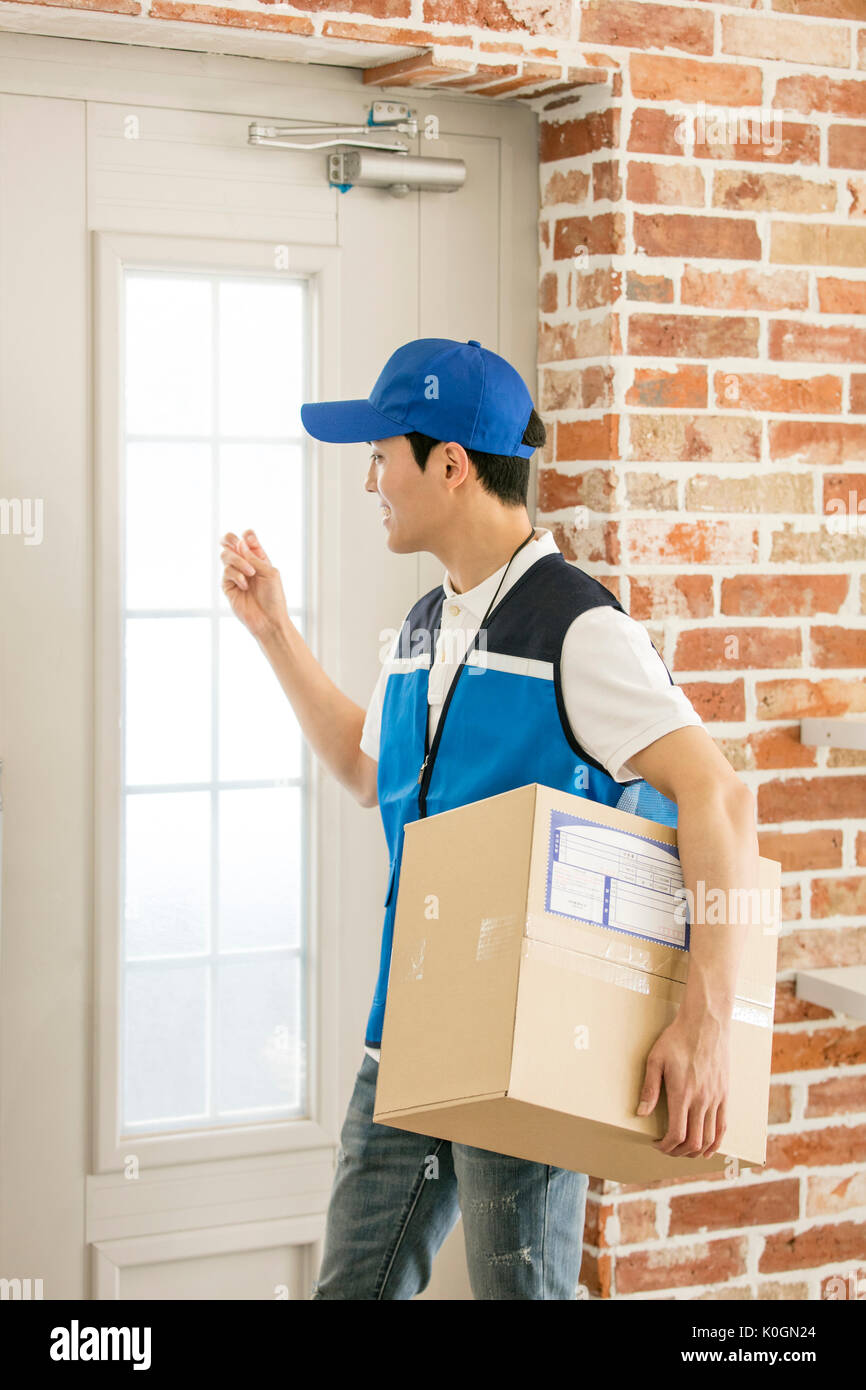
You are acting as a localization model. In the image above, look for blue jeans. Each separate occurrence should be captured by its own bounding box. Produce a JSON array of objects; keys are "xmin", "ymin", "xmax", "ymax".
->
[{"xmin": 310, "ymin": 1051, "xmax": 589, "ymax": 1300}]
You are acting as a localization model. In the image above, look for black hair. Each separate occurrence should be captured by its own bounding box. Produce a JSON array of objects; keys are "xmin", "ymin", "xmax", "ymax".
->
[{"xmin": 404, "ymin": 407, "xmax": 546, "ymax": 507}]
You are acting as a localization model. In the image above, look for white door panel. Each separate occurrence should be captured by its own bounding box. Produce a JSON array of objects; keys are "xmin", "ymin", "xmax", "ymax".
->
[
  {"xmin": 0, "ymin": 33, "xmax": 538, "ymax": 1300},
  {"xmin": 87, "ymin": 102, "xmax": 336, "ymax": 242},
  {"xmin": 419, "ymin": 132, "xmax": 501, "ymax": 340},
  {"xmin": 0, "ymin": 89, "xmax": 90, "ymax": 1301},
  {"xmin": 325, "ymin": 178, "xmax": 422, "ymax": 1104}
]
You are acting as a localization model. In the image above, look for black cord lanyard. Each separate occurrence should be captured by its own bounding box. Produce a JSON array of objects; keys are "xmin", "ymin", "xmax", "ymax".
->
[
  {"xmin": 417, "ymin": 525, "xmax": 536, "ymax": 791},
  {"xmin": 475, "ymin": 525, "xmax": 537, "ymax": 632}
]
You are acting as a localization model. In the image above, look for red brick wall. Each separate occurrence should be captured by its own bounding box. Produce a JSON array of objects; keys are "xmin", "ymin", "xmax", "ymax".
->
[
  {"xmin": 11, "ymin": 0, "xmax": 864, "ymax": 1300},
  {"xmin": 532, "ymin": 12, "xmax": 866, "ymax": 1302}
]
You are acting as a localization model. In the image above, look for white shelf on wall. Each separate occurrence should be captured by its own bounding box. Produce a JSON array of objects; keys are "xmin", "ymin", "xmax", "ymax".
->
[
  {"xmin": 800, "ymin": 719, "xmax": 866, "ymax": 751},
  {"xmin": 795, "ymin": 967, "xmax": 866, "ymax": 1023},
  {"xmin": 797, "ymin": 719, "xmax": 866, "ymax": 1020}
]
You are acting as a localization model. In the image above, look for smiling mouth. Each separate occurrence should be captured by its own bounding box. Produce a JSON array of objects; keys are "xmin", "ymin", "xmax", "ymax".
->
[{"xmin": 380, "ymin": 505, "xmax": 392, "ymax": 521}]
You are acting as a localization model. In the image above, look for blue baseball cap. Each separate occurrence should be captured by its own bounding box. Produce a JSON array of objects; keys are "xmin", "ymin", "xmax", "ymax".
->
[{"xmin": 300, "ymin": 337, "xmax": 536, "ymax": 459}]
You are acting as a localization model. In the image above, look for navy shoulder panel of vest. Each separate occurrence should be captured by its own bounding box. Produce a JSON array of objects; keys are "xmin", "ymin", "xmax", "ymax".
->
[
  {"xmin": 483, "ymin": 553, "xmax": 677, "ymax": 775},
  {"xmin": 481, "ymin": 551, "xmax": 626, "ymax": 662},
  {"xmin": 393, "ymin": 583, "xmax": 445, "ymax": 659},
  {"xmin": 391, "ymin": 552, "xmax": 673, "ymax": 689},
  {"xmin": 488, "ymin": 552, "xmax": 674, "ymax": 689}
]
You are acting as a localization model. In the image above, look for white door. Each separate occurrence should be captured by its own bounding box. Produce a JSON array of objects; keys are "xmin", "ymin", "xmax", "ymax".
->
[{"xmin": 0, "ymin": 31, "xmax": 538, "ymax": 1300}]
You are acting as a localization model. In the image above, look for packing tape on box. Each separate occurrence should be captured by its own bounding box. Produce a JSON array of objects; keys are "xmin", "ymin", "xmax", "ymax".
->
[
  {"xmin": 476, "ymin": 915, "xmax": 523, "ymax": 961},
  {"xmin": 522, "ymin": 935, "xmax": 658, "ymax": 998},
  {"xmin": 524, "ymin": 911, "xmax": 776, "ymax": 1011},
  {"xmin": 524, "ymin": 911, "xmax": 665, "ymax": 973},
  {"xmin": 521, "ymin": 936, "xmax": 773, "ymax": 1029},
  {"xmin": 729, "ymin": 1000, "xmax": 772, "ymax": 1028}
]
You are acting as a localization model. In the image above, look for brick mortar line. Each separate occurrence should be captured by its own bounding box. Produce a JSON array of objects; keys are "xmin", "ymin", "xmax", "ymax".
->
[
  {"xmin": 594, "ymin": 212, "xmax": 866, "ymax": 227},
  {"xmin": 539, "ymin": 465, "xmax": 853, "ymax": 475},
  {"xmin": 751, "ymin": 668, "xmax": 865, "ymax": 689},
  {"xmin": 756, "ymin": 816, "xmax": 866, "ymax": 830},
  {"xmin": 621, "ymin": 50, "xmax": 866, "ymax": 86},
  {"xmin": 556, "ymin": 549, "xmax": 866, "ymax": 557},
  {"xmin": 596, "ymin": 1213, "xmax": 866, "ymax": 1264},
  {"xmin": 538, "ymin": 136, "xmax": 863, "ymax": 181},
  {"xmin": 605, "ymin": 1203, "xmax": 866, "ymax": 1254},
  {"xmin": 600, "ymin": 1177, "xmax": 865, "ymax": 1224},
  {"xmin": 602, "ymin": 1159, "xmax": 866, "ymax": 1209},
  {"xmin": 538, "ymin": 105, "xmax": 866, "ymax": 129},
  {"xmin": 772, "ymin": 1020, "xmax": 866, "ymax": 1040},
  {"xmin": 610, "ymin": 1260, "xmax": 859, "ymax": 1299},
  {"xmin": 548, "ymin": 308, "xmax": 866, "ymax": 323},
  {"xmin": 548, "ymin": 298, "xmax": 866, "ymax": 310},
  {"xmin": 602, "ymin": 1200, "xmax": 866, "ymax": 1247},
  {"xmin": 773, "ymin": 864, "xmax": 864, "ymax": 883},
  {"xmin": 774, "ymin": 1091, "xmax": 866, "ymax": 1110},
  {"xmin": 416, "ymin": 42, "xmax": 866, "ymax": 86},
  {"xmin": 359, "ymin": 31, "xmax": 864, "ymax": 81},
  {"xmin": 543, "ymin": 403, "xmax": 866, "ymax": 412},
  {"xmin": 572, "ymin": 0, "xmax": 866, "ymax": 22},
  {"xmin": 15, "ymin": 4, "xmax": 866, "ymax": 92}
]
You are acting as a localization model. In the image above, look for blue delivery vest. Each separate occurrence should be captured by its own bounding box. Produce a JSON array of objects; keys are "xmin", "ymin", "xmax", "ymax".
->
[{"xmin": 366, "ymin": 550, "xmax": 680, "ymax": 1048}]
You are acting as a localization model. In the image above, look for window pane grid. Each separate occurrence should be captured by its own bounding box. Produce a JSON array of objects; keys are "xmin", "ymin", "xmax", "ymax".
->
[
  {"xmin": 126, "ymin": 946, "xmax": 304, "ymax": 966},
  {"xmin": 127, "ymin": 435, "xmax": 307, "ymax": 445},
  {"xmin": 125, "ymin": 779, "xmax": 303, "ymax": 793},
  {"xmin": 120, "ymin": 267, "xmax": 309, "ymax": 1136}
]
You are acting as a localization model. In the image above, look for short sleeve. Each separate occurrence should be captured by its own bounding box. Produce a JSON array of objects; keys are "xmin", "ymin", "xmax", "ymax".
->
[
  {"xmin": 560, "ymin": 606, "xmax": 704, "ymax": 782},
  {"xmin": 359, "ymin": 627, "xmax": 401, "ymax": 762}
]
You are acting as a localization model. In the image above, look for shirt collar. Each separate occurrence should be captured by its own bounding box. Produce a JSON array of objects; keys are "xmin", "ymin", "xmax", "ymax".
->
[{"xmin": 441, "ymin": 526, "xmax": 560, "ymax": 621}]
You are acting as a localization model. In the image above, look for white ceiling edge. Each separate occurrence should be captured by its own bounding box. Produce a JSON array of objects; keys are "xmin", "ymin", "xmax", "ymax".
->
[{"xmin": 0, "ymin": 6, "xmax": 425, "ymax": 67}]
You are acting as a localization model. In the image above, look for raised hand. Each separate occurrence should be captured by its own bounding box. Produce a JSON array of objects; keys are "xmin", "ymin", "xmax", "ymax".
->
[{"xmin": 219, "ymin": 529, "xmax": 289, "ymax": 642}]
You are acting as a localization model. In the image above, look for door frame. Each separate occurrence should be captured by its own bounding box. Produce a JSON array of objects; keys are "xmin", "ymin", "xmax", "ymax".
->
[{"xmin": 93, "ymin": 230, "xmax": 341, "ymax": 1173}]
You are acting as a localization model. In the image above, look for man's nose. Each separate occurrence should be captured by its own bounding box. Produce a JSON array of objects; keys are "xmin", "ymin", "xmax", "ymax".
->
[{"xmin": 364, "ymin": 462, "xmax": 377, "ymax": 492}]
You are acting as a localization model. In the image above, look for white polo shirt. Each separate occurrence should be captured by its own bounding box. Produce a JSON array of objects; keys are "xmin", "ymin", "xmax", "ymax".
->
[{"xmin": 361, "ymin": 526, "xmax": 703, "ymax": 1061}]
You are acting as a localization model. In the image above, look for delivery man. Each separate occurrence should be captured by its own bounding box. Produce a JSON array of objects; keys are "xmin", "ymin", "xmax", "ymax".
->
[{"xmin": 219, "ymin": 336, "xmax": 759, "ymax": 1300}]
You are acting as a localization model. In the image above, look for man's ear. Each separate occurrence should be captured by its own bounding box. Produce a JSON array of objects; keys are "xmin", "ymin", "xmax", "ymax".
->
[{"xmin": 441, "ymin": 441, "xmax": 471, "ymax": 489}]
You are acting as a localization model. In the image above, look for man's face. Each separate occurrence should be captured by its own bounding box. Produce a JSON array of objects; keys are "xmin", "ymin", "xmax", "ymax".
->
[{"xmin": 364, "ymin": 435, "xmax": 444, "ymax": 553}]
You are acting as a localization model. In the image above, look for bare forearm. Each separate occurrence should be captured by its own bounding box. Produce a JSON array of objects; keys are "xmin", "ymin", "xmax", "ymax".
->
[
  {"xmin": 627, "ymin": 728, "xmax": 761, "ymax": 1154},
  {"xmin": 256, "ymin": 613, "xmax": 370, "ymax": 801},
  {"xmin": 675, "ymin": 782, "xmax": 759, "ymax": 1026}
]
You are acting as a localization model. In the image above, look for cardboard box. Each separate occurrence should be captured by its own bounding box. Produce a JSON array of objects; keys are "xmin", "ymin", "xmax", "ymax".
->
[{"xmin": 373, "ymin": 782, "xmax": 780, "ymax": 1185}]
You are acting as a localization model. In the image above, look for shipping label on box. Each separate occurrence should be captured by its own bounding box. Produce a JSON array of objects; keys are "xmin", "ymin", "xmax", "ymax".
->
[{"xmin": 546, "ymin": 809, "xmax": 689, "ymax": 951}]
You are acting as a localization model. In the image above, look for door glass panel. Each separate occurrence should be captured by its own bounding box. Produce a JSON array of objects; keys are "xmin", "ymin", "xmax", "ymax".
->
[
  {"xmin": 125, "ymin": 791, "xmax": 210, "ymax": 960},
  {"xmin": 217, "ymin": 786, "xmax": 302, "ymax": 952},
  {"xmin": 125, "ymin": 276, "xmax": 212, "ymax": 435},
  {"xmin": 120, "ymin": 267, "xmax": 309, "ymax": 1136},
  {"xmin": 124, "ymin": 964, "xmax": 209, "ymax": 1128},
  {"xmin": 218, "ymin": 615, "xmax": 303, "ymax": 782},
  {"xmin": 124, "ymin": 616, "xmax": 212, "ymax": 785},
  {"xmin": 125, "ymin": 443, "xmax": 212, "ymax": 609},
  {"xmin": 216, "ymin": 956, "xmax": 304, "ymax": 1115},
  {"xmin": 218, "ymin": 443, "xmax": 304, "ymax": 606},
  {"xmin": 217, "ymin": 279, "xmax": 305, "ymax": 436}
]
